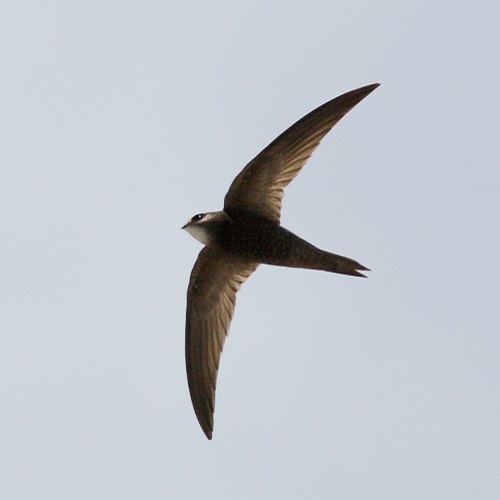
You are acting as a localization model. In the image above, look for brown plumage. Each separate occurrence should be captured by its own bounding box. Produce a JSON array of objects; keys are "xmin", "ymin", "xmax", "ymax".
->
[{"xmin": 183, "ymin": 83, "xmax": 379, "ymax": 439}]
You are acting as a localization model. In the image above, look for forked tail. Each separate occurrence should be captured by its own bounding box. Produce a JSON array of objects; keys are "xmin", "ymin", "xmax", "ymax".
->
[
  {"xmin": 258, "ymin": 225, "xmax": 370, "ymax": 277},
  {"xmin": 311, "ymin": 249, "xmax": 370, "ymax": 277}
]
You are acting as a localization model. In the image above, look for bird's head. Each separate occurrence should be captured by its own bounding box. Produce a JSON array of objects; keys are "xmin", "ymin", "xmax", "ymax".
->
[{"xmin": 182, "ymin": 211, "xmax": 230, "ymax": 246}]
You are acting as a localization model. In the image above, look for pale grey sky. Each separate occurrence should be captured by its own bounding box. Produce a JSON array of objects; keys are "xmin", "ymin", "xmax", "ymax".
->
[{"xmin": 1, "ymin": 1, "xmax": 499, "ymax": 498}]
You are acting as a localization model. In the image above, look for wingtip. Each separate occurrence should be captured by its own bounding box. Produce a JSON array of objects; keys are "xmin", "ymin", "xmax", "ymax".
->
[
  {"xmin": 359, "ymin": 82, "xmax": 380, "ymax": 95},
  {"xmin": 198, "ymin": 414, "xmax": 214, "ymax": 440},
  {"xmin": 193, "ymin": 409, "xmax": 214, "ymax": 440}
]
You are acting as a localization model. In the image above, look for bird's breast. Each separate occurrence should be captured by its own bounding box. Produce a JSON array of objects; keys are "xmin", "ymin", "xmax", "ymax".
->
[{"xmin": 218, "ymin": 212, "xmax": 316, "ymax": 266}]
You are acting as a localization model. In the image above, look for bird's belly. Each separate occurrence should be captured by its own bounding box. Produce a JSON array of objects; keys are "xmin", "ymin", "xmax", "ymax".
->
[{"xmin": 224, "ymin": 221, "xmax": 318, "ymax": 267}]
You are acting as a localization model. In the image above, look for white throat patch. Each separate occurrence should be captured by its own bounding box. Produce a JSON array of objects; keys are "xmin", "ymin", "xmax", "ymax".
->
[{"xmin": 184, "ymin": 224, "xmax": 212, "ymax": 246}]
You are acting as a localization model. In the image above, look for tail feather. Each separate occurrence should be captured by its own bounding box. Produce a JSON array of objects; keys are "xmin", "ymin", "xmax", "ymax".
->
[
  {"xmin": 313, "ymin": 250, "xmax": 370, "ymax": 277},
  {"xmin": 259, "ymin": 225, "xmax": 370, "ymax": 277}
]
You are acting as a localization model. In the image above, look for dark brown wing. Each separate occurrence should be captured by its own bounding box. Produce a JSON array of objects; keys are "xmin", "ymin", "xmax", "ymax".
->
[
  {"xmin": 224, "ymin": 83, "xmax": 379, "ymax": 222},
  {"xmin": 185, "ymin": 246, "xmax": 258, "ymax": 439}
]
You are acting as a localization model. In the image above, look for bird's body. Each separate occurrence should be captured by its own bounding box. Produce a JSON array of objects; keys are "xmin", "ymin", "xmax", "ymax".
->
[
  {"xmin": 185, "ymin": 208, "xmax": 368, "ymax": 276},
  {"xmin": 183, "ymin": 83, "xmax": 379, "ymax": 439}
]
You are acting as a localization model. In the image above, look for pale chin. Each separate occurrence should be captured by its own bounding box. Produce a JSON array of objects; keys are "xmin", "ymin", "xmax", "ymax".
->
[{"xmin": 185, "ymin": 224, "xmax": 212, "ymax": 246}]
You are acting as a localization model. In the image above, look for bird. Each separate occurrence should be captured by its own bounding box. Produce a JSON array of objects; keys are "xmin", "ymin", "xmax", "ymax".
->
[{"xmin": 182, "ymin": 83, "xmax": 379, "ymax": 439}]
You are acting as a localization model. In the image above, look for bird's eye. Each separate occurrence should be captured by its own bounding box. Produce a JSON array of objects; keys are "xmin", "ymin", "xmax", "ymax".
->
[{"xmin": 192, "ymin": 213, "xmax": 205, "ymax": 222}]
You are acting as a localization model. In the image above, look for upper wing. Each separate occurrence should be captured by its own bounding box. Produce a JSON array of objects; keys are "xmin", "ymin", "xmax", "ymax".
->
[
  {"xmin": 185, "ymin": 246, "xmax": 258, "ymax": 439},
  {"xmin": 224, "ymin": 83, "xmax": 379, "ymax": 222}
]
